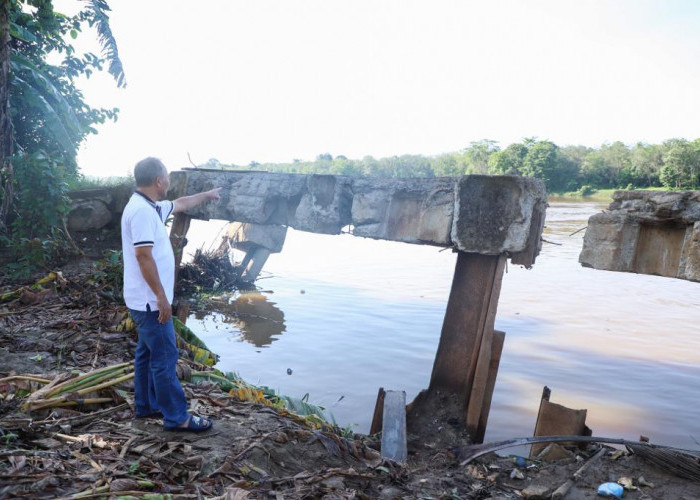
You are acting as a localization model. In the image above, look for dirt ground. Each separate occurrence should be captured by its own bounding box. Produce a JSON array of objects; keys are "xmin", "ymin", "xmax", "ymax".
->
[{"xmin": 1, "ymin": 258, "xmax": 699, "ymax": 499}]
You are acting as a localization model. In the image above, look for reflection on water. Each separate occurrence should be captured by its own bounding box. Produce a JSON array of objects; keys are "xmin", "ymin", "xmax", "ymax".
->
[
  {"xmin": 184, "ymin": 200, "xmax": 700, "ymax": 449},
  {"xmin": 195, "ymin": 292, "xmax": 286, "ymax": 347}
]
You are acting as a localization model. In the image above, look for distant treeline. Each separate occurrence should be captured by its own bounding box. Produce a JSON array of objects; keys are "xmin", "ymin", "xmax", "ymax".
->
[{"xmin": 204, "ymin": 138, "xmax": 700, "ymax": 193}]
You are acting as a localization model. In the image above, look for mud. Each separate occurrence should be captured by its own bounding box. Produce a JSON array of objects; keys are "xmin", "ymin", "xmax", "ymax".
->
[{"xmin": 1, "ymin": 259, "xmax": 699, "ymax": 499}]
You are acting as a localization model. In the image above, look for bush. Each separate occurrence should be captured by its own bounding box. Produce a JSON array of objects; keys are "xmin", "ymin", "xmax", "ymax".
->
[{"xmin": 577, "ymin": 185, "xmax": 597, "ymax": 197}]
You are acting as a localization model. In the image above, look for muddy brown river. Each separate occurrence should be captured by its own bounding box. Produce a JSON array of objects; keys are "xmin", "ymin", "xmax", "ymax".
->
[{"xmin": 184, "ymin": 199, "xmax": 700, "ymax": 449}]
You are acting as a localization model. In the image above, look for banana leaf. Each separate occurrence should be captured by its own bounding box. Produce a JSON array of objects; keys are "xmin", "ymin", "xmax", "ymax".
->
[{"xmin": 173, "ymin": 318, "xmax": 212, "ymax": 351}]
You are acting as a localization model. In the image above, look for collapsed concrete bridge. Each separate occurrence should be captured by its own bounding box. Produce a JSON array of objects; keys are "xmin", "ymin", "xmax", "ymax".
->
[
  {"xmin": 167, "ymin": 169, "xmax": 547, "ymax": 444},
  {"xmin": 580, "ymin": 190, "xmax": 700, "ymax": 282}
]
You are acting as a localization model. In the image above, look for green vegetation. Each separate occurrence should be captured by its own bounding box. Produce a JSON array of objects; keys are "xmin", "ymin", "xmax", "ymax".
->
[
  {"xmin": 0, "ymin": 0, "xmax": 124, "ymax": 275},
  {"xmin": 66, "ymin": 173, "xmax": 133, "ymax": 191},
  {"xmin": 213, "ymin": 138, "xmax": 700, "ymax": 194}
]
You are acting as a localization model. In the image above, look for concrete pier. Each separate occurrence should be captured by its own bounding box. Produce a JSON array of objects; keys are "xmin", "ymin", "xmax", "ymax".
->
[{"xmin": 217, "ymin": 222, "xmax": 287, "ymax": 282}]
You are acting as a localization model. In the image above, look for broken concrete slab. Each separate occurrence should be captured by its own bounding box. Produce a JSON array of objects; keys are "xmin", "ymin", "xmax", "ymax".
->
[
  {"xmin": 223, "ymin": 222, "xmax": 287, "ymax": 254},
  {"xmin": 380, "ymin": 390, "xmax": 407, "ymax": 463},
  {"xmin": 168, "ymin": 170, "xmax": 547, "ymax": 265},
  {"xmin": 580, "ymin": 190, "xmax": 700, "ymax": 282}
]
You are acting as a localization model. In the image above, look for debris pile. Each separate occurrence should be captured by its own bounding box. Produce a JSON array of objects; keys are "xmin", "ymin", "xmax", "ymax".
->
[
  {"xmin": 2, "ymin": 259, "xmax": 700, "ymax": 498},
  {"xmin": 177, "ymin": 248, "xmax": 243, "ymax": 297}
]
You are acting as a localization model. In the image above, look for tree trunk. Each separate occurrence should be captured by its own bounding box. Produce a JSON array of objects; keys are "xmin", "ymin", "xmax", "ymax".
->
[{"xmin": 0, "ymin": 0, "xmax": 13, "ymax": 231}]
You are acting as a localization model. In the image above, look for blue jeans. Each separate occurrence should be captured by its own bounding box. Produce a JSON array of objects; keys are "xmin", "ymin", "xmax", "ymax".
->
[{"xmin": 129, "ymin": 308, "xmax": 188, "ymax": 428}]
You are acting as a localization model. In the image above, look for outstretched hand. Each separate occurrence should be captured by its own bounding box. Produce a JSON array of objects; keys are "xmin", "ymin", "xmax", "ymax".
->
[{"xmin": 206, "ymin": 187, "xmax": 222, "ymax": 202}]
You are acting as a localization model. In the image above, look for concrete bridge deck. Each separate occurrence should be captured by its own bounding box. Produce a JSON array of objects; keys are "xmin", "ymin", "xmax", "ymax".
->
[{"xmin": 168, "ymin": 169, "xmax": 547, "ymax": 267}]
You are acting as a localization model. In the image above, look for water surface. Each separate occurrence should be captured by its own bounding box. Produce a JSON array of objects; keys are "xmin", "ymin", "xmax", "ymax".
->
[{"xmin": 184, "ymin": 200, "xmax": 700, "ymax": 448}]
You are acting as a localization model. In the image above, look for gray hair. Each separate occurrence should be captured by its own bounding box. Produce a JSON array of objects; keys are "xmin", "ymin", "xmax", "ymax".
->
[{"xmin": 134, "ymin": 157, "xmax": 167, "ymax": 187}]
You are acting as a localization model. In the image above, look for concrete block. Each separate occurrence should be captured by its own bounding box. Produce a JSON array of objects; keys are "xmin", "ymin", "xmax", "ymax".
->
[
  {"xmin": 580, "ymin": 190, "xmax": 700, "ymax": 282},
  {"xmin": 224, "ymin": 222, "xmax": 287, "ymax": 253},
  {"xmin": 451, "ymin": 175, "xmax": 547, "ymax": 260}
]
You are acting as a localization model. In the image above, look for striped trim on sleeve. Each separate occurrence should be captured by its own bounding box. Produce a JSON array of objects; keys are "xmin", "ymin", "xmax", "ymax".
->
[{"xmin": 133, "ymin": 240, "xmax": 154, "ymax": 247}]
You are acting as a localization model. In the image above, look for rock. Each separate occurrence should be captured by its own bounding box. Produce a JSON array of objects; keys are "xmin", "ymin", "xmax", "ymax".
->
[
  {"xmin": 638, "ymin": 476, "xmax": 655, "ymax": 488},
  {"xmin": 521, "ymin": 483, "xmax": 554, "ymax": 499},
  {"xmin": 510, "ymin": 468, "xmax": 525, "ymax": 480},
  {"xmin": 378, "ymin": 485, "xmax": 404, "ymax": 499},
  {"xmin": 536, "ymin": 443, "xmax": 575, "ymax": 462},
  {"xmin": 67, "ymin": 199, "xmax": 112, "ymax": 231}
]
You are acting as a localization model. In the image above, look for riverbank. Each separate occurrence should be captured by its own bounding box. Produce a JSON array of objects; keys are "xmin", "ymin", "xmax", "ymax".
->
[
  {"xmin": 1, "ymin": 257, "xmax": 700, "ymax": 498},
  {"xmin": 548, "ymin": 186, "xmax": 671, "ymax": 203}
]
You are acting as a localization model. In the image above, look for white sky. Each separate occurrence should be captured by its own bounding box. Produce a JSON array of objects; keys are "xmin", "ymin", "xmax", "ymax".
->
[{"xmin": 54, "ymin": 0, "xmax": 700, "ymax": 177}]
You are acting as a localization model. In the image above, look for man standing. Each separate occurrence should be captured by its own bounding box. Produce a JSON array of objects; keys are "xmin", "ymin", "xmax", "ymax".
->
[{"xmin": 121, "ymin": 157, "xmax": 221, "ymax": 432}]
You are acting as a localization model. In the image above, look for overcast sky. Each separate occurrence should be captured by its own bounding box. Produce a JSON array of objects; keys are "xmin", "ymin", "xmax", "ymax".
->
[{"xmin": 54, "ymin": 0, "xmax": 700, "ymax": 177}]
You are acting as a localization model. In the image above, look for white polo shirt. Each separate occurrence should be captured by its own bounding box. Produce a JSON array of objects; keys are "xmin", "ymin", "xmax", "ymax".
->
[{"xmin": 121, "ymin": 191, "xmax": 175, "ymax": 311}]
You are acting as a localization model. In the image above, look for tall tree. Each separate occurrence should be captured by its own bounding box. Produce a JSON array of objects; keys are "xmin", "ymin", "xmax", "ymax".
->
[
  {"xmin": 488, "ymin": 142, "xmax": 528, "ymax": 176},
  {"xmin": 0, "ymin": 0, "xmax": 13, "ymax": 230},
  {"xmin": 0, "ymin": 0, "xmax": 124, "ymax": 265},
  {"xmin": 522, "ymin": 141, "xmax": 561, "ymax": 190},
  {"xmin": 463, "ymin": 139, "xmax": 499, "ymax": 174},
  {"xmin": 629, "ymin": 142, "xmax": 663, "ymax": 187},
  {"xmin": 660, "ymin": 139, "xmax": 700, "ymax": 189}
]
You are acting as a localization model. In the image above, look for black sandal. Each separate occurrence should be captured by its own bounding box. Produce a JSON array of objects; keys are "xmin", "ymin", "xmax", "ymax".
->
[{"xmin": 164, "ymin": 414, "xmax": 213, "ymax": 433}]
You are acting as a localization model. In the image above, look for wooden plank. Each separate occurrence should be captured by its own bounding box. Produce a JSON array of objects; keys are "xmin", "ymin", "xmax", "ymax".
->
[
  {"xmin": 369, "ymin": 387, "xmax": 386, "ymax": 435},
  {"xmin": 471, "ymin": 330, "xmax": 505, "ymax": 443},
  {"xmin": 530, "ymin": 386, "xmax": 551, "ymax": 449},
  {"xmin": 429, "ymin": 252, "xmax": 506, "ymax": 405},
  {"xmin": 169, "ymin": 213, "xmax": 192, "ymax": 283},
  {"xmin": 380, "ymin": 390, "xmax": 407, "ymax": 463},
  {"xmin": 464, "ymin": 324, "xmax": 494, "ymax": 438}
]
